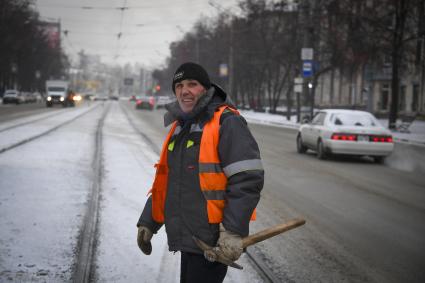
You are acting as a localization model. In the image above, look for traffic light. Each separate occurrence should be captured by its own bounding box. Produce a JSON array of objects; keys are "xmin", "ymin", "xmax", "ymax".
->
[{"xmin": 155, "ymin": 85, "xmax": 161, "ymax": 92}]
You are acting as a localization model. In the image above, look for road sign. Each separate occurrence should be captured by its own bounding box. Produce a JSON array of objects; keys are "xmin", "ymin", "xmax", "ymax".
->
[
  {"xmin": 302, "ymin": 60, "xmax": 313, "ymax": 77},
  {"xmin": 301, "ymin": 48, "xmax": 314, "ymax": 60},
  {"xmin": 294, "ymin": 84, "xmax": 303, "ymax": 93},
  {"xmin": 219, "ymin": 63, "xmax": 228, "ymax": 77},
  {"xmin": 294, "ymin": 77, "xmax": 303, "ymax": 92}
]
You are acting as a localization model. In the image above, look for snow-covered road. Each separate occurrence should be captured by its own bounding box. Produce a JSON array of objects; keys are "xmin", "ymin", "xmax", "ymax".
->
[
  {"xmin": 0, "ymin": 101, "xmax": 264, "ymax": 282},
  {"xmin": 0, "ymin": 105, "xmax": 100, "ymax": 281}
]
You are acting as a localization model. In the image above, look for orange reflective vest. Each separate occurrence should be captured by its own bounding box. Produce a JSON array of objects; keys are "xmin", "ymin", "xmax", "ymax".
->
[{"xmin": 150, "ymin": 105, "xmax": 256, "ymax": 223}]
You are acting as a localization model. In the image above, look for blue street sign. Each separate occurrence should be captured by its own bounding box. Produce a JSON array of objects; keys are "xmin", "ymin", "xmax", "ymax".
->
[{"xmin": 303, "ymin": 60, "xmax": 313, "ymax": 77}]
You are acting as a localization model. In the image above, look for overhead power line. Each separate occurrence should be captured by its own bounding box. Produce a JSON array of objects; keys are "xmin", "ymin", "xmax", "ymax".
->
[
  {"xmin": 36, "ymin": 0, "xmax": 207, "ymax": 10},
  {"xmin": 36, "ymin": 4, "xmax": 152, "ymax": 10},
  {"xmin": 115, "ymin": 0, "xmax": 128, "ymax": 60}
]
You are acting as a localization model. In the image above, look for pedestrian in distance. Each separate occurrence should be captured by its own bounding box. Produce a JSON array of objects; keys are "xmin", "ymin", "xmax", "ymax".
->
[{"xmin": 137, "ymin": 62, "xmax": 264, "ymax": 283}]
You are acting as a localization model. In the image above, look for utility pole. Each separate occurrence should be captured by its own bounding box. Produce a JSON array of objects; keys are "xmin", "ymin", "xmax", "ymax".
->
[
  {"xmin": 229, "ymin": 19, "xmax": 234, "ymax": 96},
  {"xmin": 208, "ymin": 1, "xmax": 237, "ymax": 95},
  {"xmin": 388, "ymin": 1, "xmax": 407, "ymax": 129},
  {"xmin": 195, "ymin": 37, "xmax": 200, "ymax": 63},
  {"xmin": 418, "ymin": 0, "xmax": 425, "ymax": 113},
  {"xmin": 300, "ymin": 0, "xmax": 314, "ymax": 119}
]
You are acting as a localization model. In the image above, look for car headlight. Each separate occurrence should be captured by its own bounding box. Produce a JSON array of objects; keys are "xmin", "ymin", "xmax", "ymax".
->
[
  {"xmin": 60, "ymin": 97, "xmax": 64, "ymax": 102},
  {"xmin": 47, "ymin": 96, "xmax": 52, "ymax": 101}
]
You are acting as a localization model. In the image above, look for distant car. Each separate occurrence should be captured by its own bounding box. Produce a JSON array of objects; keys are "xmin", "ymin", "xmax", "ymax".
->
[
  {"xmin": 63, "ymin": 91, "xmax": 76, "ymax": 107},
  {"xmin": 93, "ymin": 95, "xmax": 108, "ymax": 101},
  {"xmin": 33, "ymin": 91, "xmax": 43, "ymax": 103},
  {"xmin": 2, "ymin": 89, "xmax": 24, "ymax": 104},
  {"xmin": 296, "ymin": 109, "xmax": 394, "ymax": 163},
  {"xmin": 23, "ymin": 92, "xmax": 36, "ymax": 103},
  {"xmin": 82, "ymin": 94, "xmax": 94, "ymax": 101},
  {"xmin": 156, "ymin": 95, "xmax": 175, "ymax": 109},
  {"xmin": 135, "ymin": 96, "xmax": 155, "ymax": 110}
]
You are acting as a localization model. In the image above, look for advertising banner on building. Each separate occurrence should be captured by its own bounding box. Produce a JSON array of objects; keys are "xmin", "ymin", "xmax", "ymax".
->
[{"xmin": 38, "ymin": 21, "xmax": 61, "ymax": 50}]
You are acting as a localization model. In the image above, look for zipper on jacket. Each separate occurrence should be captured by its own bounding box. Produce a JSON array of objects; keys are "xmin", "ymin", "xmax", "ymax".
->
[{"xmin": 176, "ymin": 122, "xmax": 190, "ymax": 247}]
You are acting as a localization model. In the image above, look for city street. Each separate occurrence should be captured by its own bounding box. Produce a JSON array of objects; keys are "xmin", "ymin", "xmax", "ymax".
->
[
  {"xmin": 2, "ymin": 1, "xmax": 425, "ymax": 282},
  {"xmin": 126, "ymin": 101, "xmax": 425, "ymax": 283},
  {"xmin": 0, "ymin": 101, "xmax": 424, "ymax": 282}
]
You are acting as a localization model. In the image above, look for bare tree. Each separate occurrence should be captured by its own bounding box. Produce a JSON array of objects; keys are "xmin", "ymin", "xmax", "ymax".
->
[{"xmin": 0, "ymin": 0, "xmax": 69, "ymax": 93}]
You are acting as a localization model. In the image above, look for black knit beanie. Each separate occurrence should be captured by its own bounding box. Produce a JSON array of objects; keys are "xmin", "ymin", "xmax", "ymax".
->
[{"xmin": 172, "ymin": 62, "xmax": 211, "ymax": 93}]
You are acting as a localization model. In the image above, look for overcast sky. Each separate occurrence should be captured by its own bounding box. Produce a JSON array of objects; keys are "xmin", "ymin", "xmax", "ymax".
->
[{"xmin": 34, "ymin": 0, "xmax": 241, "ymax": 69}]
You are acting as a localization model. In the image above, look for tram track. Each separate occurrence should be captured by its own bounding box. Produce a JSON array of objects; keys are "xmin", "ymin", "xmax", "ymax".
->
[
  {"xmin": 119, "ymin": 102, "xmax": 279, "ymax": 282},
  {"xmin": 72, "ymin": 102, "xmax": 110, "ymax": 283},
  {"xmin": 0, "ymin": 101, "xmax": 113, "ymax": 282},
  {"xmin": 0, "ymin": 105, "xmax": 100, "ymax": 154},
  {"xmin": 0, "ymin": 108, "xmax": 71, "ymax": 133}
]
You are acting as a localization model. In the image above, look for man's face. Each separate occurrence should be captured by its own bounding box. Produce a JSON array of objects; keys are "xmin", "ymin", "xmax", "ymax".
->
[{"xmin": 174, "ymin": 79, "xmax": 206, "ymax": 113}]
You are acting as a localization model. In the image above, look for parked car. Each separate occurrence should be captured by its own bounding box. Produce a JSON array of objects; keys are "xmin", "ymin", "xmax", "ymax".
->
[
  {"xmin": 33, "ymin": 91, "xmax": 44, "ymax": 103},
  {"xmin": 135, "ymin": 96, "xmax": 155, "ymax": 110},
  {"xmin": 2, "ymin": 89, "xmax": 24, "ymax": 104},
  {"xmin": 23, "ymin": 92, "xmax": 36, "ymax": 103},
  {"xmin": 296, "ymin": 109, "xmax": 394, "ymax": 163}
]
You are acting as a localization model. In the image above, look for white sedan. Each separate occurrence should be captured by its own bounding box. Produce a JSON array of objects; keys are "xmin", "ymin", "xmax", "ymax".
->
[{"xmin": 296, "ymin": 109, "xmax": 394, "ymax": 163}]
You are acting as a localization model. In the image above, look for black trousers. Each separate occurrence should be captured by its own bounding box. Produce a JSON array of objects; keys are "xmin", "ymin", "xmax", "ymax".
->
[{"xmin": 180, "ymin": 252, "xmax": 228, "ymax": 283}]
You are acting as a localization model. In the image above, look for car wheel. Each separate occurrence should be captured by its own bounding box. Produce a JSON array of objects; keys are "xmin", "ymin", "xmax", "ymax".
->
[
  {"xmin": 317, "ymin": 140, "xmax": 327, "ymax": 160},
  {"xmin": 296, "ymin": 134, "xmax": 307, "ymax": 154},
  {"xmin": 373, "ymin": 156, "xmax": 385, "ymax": 164}
]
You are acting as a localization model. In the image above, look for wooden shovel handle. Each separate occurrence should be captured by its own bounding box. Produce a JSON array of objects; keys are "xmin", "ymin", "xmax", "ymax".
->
[{"xmin": 242, "ymin": 218, "xmax": 306, "ymax": 248}]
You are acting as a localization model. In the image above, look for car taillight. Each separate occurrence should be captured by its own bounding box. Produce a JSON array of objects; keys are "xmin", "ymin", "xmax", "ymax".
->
[
  {"xmin": 149, "ymin": 97, "xmax": 155, "ymax": 105},
  {"xmin": 136, "ymin": 100, "xmax": 141, "ymax": 105},
  {"xmin": 331, "ymin": 134, "xmax": 357, "ymax": 141},
  {"xmin": 371, "ymin": 136, "xmax": 393, "ymax": 143}
]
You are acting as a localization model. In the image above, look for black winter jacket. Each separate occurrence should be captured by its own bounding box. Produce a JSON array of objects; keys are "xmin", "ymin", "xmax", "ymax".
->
[{"xmin": 138, "ymin": 84, "xmax": 264, "ymax": 254}]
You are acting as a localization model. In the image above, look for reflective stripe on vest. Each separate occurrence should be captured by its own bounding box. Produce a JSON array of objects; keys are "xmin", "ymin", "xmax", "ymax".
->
[{"xmin": 150, "ymin": 105, "xmax": 256, "ymax": 223}]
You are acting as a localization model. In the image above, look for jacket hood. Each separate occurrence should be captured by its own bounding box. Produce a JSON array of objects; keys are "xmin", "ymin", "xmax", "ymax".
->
[
  {"xmin": 209, "ymin": 83, "xmax": 235, "ymax": 108},
  {"xmin": 164, "ymin": 83, "xmax": 236, "ymax": 127}
]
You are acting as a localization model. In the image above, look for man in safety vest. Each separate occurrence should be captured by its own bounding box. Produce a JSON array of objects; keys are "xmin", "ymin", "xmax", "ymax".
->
[{"xmin": 137, "ymin": 62, "xmax": 264, "ymax": 282}]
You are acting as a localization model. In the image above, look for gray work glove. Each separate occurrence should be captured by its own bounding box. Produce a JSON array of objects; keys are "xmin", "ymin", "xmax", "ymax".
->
[
  {"xmin": 216, "ymin": 223, "xmax": 243, "ymax": 261},
  {"xmin": 137, "ymin": 226, "xmax": 153, "ymax": 255}
]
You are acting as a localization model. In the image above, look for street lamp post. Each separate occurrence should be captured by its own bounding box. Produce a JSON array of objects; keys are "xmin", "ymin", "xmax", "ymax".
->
[
  {"xmin": 11, "ymin": 63, "xmax": 18, "ymax": 90},
  {"xmin": 308, "ymin": 81, "xmax": 314, "ymax": 118},
  {"xmin": 208, "ymin": 1, "xmax": 237, "ymax": 95}
]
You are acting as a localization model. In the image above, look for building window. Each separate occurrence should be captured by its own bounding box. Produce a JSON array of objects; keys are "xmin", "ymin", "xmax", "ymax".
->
[
  {"xmin": 412, "ymin": 84, "xmax": 419, "ymax": 112},
  {"xmin": 380, "ymin": 84, "xmax": 389, "ymax": 110}
]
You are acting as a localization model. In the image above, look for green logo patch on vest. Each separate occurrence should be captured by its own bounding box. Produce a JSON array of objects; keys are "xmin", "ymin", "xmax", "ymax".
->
[
  {"xmin": 168, "ymin": 140, "xmax": 175, "ymax": 151},
  {"xmin": 186, "ymin": 140, "xmax": 194, "ymax": 148}
]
